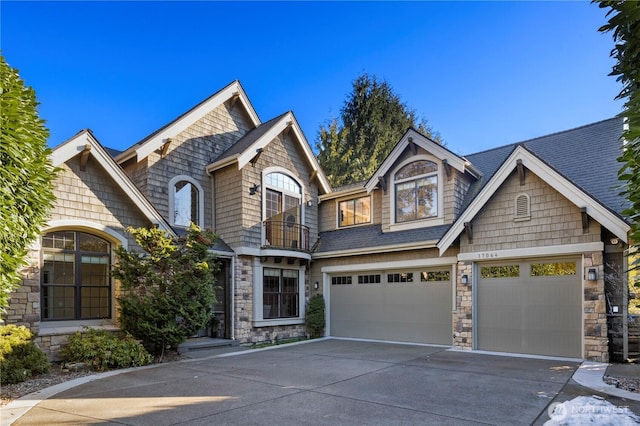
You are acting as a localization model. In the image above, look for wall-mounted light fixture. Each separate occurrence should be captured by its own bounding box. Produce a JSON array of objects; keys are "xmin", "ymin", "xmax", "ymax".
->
[
  {"xmin": 307, "ymin": 200, "xmax": 313, "ymax": 207},
  {"xmin": 587, "ymin": 268, "xmax": 597, "ymax": 281},
  {"xmin": 461, "ymin": 275, "xmax": 469, "ymax": 285},
  {"xmin": 249, "ymin": 183, "xmax": 260, "ymax": 195},
  {"xmin": 314, "ymin": 282, "xmax": 319, "ymax": 290}
]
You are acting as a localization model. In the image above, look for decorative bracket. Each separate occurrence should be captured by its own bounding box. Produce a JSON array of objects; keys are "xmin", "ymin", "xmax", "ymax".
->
[
  {"xmin": 442, "ymin": 159, "xmax": 452, "ymax": 181},
  {"xmin": 249, "ymin": 148, "xmax": 263, "ymax": 167},
  {"xmin": 160, "ymin": 138, "xmax": 172, "ymax": 159},
  {"xmin": 464, "ymin": 221, "xmax": 473, "ymax": 243},
  {"xmin": 378, "ymin": 176, "xmax": 387, "ymax": 193},
  {"xmin": 581, "ymin": 207, "xmax": 589, "ymax": 233},
  {"xmin": 408, "ymin": 136, "xmax": 418, "ymax": 155},
  {"xmin": 229, "ymin": 92, "xmax": 240, "ymax": 110},
  {"xmin": 79, "ymin": 144, "xmax": 91, "ymax": 171},
  {"xmin": 309, "ymin": 169, "xmax": 318, "ymax": 184},
  {"xmin": 517, "ymin": 159, "xmax": 525, "ymax": 185}
]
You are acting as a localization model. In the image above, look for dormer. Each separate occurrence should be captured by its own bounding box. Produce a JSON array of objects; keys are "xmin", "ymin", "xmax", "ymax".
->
[{"xmin": 365, "ymin": 128, "xmax": 480, "ymax": 232}]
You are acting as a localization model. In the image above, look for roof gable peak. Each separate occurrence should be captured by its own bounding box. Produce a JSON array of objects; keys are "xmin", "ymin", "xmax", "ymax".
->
[
  {"xmin": 115, "ymin": 80, "xmax": 260, "ymax": 163},
  {"xmin": 365, "ymin": 128, "xmax": 475, "ymax": 193}
]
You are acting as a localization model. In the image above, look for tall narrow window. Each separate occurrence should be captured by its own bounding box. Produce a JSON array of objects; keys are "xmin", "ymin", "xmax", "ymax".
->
[
  {"xmin": 394, "ymin": 160, "xmax": 438, "ymax": 222},
  {"xmin": 264, "ymin": 172, "xmax": 302, "ymax": 248},
  {"xmin": 42, "ymin": 231, "xmax": 111, "ymax": 320},
  {"xmin": 174, "ymin": 181, "xmax": 198, "ymax": 227},
  {"xmin": 169, "ymin": 176, "xmax": 203, "ymax": 228}
]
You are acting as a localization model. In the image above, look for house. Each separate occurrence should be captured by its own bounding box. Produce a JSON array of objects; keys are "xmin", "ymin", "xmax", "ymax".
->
[
  {"xmin": 311, "ymin": 118, "xmax": 631, "ymax": 362},
  {"xmin": 3, "ymin": 80, "xmax": 631, "ymax": 362}
]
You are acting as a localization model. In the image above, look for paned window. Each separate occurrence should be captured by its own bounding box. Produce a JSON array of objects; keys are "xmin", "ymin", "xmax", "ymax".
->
[
  {"xmin": 263, "ymin": 268, "xmax": 299, "ymax": 319},
  {"xmin": 421, "ymin": 270, "xmax": 451, "ymax": 282},
  {"xmin": 395, "ymin": 160, "xmax": 438, "ymax": 222},
  {"xmin": 339, "ymin": 196, "xmax": 371, "ymax": 227},
  {"xmin": 387, "ymin": 273, "xmax": 414, "ymax": 283},
  {"xmin": 358, "ymin": 274, "xmax": 381, "ymax": 284},
  {"xmin": 42, "ymin": 231, "xmax": 111, "ymax": 320},
  {"xmin": 332, "ymin": 276, "xmax": 352, "ymax": 285},
  {"xmin": 264, "ymin": 172, "xmax": 302, "ymax": 248}
]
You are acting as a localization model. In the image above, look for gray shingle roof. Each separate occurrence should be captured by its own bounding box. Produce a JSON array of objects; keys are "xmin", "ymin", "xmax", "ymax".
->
[
  {"xmin": 316, "ymin": 224, "xmax": 451, "ymax": 253},
  {"xmin": 315, "ymin": 118, "xmax": 628, "ymax": 254},
  {"xmin": 463, "ymin": 117, "xmax": 628, "ymax": 217}
]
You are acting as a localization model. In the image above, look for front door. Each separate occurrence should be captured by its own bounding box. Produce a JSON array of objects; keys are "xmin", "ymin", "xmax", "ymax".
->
[{"xmin": 213, "ymin": 259, "xmax": 231, "ymax": 339}]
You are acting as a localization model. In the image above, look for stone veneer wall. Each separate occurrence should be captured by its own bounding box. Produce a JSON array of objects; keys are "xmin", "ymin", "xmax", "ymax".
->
[
  {"xmin": 233, "ymin": 255, "xmax": 306, "ymax": 344},
  {"xmin": 584, "ymin": 251, "xmax": 609, "ymax": 362},
  {"xmin": 453, "ymin": 261, "xmax": 473, "ymax": 350}
]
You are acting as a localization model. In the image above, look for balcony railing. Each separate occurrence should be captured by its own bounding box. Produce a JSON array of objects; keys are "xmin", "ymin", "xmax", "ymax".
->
[{"xmin": 263, "ymin": 219, "xmax": 310, "ymax": 251}]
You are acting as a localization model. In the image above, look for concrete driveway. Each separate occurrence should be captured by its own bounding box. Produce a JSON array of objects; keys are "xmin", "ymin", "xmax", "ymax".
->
[{"xmin": 6, "ymin": 339, "xmax": 584, "ymax": 425}]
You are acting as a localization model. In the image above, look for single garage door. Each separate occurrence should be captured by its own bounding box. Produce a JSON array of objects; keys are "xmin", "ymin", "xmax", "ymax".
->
[
  {"xmin": 477, "ymin": 258, "xmax": 582, "ymax": 358},
  {"xmin": 330, "ymin": 268, "xmax": 452, "ymax": 344}
]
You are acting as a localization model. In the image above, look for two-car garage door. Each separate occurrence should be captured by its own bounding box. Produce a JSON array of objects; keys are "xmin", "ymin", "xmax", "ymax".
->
[
  {"xmin": 329, "ymin": 257, "xmax": 582, "ymax": 358},
  {"xmin": 477, "ymin": 258, "xmax": 582, "ymax": 358},
  {"xmin": 330, "ymin": 268, "xmax": 452, "ymax": 345}
]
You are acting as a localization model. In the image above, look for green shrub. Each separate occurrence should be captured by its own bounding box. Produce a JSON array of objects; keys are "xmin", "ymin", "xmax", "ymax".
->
[
  {"xmin": 61, "ymin": 327, "xmax": 153, "ymax": 371},
  {"xmin": 113, "ymin": 225, "xmax": 218, "ymax": 355},
  {"xmin": 305, "ymin": 294, "xmax": 326, "ymax": 338},
  {"xmin": 0, "ymin": 325, "xmax": 50, "ymax": 385}
]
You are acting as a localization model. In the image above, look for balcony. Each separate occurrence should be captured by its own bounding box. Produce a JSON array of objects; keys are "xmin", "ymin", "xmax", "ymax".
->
[{"xmin": 263, "ymin": 219, "xmax": 310, "ymax": 252}]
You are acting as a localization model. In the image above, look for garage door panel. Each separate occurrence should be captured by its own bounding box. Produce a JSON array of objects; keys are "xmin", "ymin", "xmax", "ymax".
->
[
  {"xmin": 331, "ymin": 274, "xmax": 452, "ymax": 345},
  {"xmin": 477, "ymin": 258, "xmax": 581, "ymax": 358}
]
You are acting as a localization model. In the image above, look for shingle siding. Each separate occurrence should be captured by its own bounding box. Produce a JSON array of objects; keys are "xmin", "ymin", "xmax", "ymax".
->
[{"xmin": 460, "ymin": 170, "xmax": 600, "ymax": 252}]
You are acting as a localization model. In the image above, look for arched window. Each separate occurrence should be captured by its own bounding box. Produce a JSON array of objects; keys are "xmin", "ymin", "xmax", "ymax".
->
[
  {"xmin": 394, "ymin": 160, "xmax": 438, "ymax": 222},
  {"xmin": 264, "ymin": 172, "xmax": 302, "ymax": 248},
  {"xmin": 169, "ymin": 176, "xmax": 203, "ymax": 228},
  {"xmin": 41, "ymin": 231, "xmax": 111, "ymax": 321},
  {"xmin": 264, "ymin": 172, "xmax": 301, "ymax": 223}
]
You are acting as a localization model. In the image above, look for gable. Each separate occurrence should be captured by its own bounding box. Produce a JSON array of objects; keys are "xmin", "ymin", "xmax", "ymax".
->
[
  {"xmin": 206, "ymin": 111, "xmax": 331, "ymax": 194},
  {"xmin": 51, "ymin": 130, "xmax": 174, "ymax": 233},
  {"xmin": 365, "ymin": 128, "xmax": 479, "ymax": 193},
  {"xmin": 115, "ymin": 80, "xmax": 260, "ymax": 164},
  {"xmin": 437, "ymin": 145, "xmax": 631, "ymax": 255}
]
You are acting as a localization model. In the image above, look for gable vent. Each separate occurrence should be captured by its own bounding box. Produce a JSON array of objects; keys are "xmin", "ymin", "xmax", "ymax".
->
[{"xmin": 514, "ymin": 193, "xmax": 530, "ymax": 221}]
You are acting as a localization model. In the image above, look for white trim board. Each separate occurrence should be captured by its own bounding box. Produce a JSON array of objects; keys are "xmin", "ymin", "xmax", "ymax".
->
[
  {"xmin": 457, "ymin": 242, "xmax": 605, "ymax": 262},
  {"xmin": 320, "ymin": 257, "xmax": 458, "ymax": 273}
]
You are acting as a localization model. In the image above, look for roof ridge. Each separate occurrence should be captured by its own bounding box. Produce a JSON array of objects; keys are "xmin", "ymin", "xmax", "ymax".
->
[{"xmin": 464, "ymin": 117, "xmax": 621, "ymax": 157}]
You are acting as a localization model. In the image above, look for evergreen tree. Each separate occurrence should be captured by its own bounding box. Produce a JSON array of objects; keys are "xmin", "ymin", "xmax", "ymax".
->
[
  {"xmin": 597, "ymin": 1, "xmax": 640, "ymax": 263},
  {"xmin": 317, "ymin": 73, "xmax": 442, "ymax": 187},
  {"xmin": 0, "ymin": 56, "xmax": 57, "ymax": 312},
  {"xmin": 113, "ymin": 225, "xmax": 219, "ymax": 356}
]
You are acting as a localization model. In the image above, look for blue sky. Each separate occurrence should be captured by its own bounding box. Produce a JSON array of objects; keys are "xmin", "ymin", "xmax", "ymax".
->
[{"xmin": 1, "ymin": 1, "xmax": 622, "ymax": 156}]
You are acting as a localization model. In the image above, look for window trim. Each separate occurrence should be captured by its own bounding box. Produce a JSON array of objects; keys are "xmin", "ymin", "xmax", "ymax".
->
[
  {"xmin": 389, "ymin": 156, "xmax": 444, "ymax": 230},
  {"xmin": 261, "ymin": 167, "xmax": 306, "ymax": 247},
  {"xmin": 337, "ymin": 195, "xmax": 372, "ymax": 228},
  {"xmin": 168, "ymin": 175, "xmax": 204, "ymax": 228},
  {"xmin": 253, "ymin": 260, "xmax": 306, "ymax": 327},
  {"xmin": 41, "ymin": 230, "xmax": 114, "ymax": 322}
]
